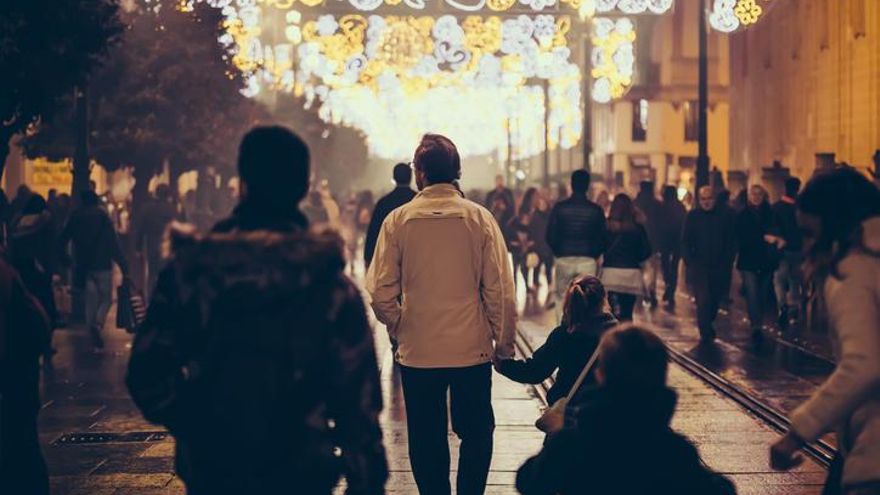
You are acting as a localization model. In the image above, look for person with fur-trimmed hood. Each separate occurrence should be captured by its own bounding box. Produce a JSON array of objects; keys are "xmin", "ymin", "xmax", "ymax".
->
[{"xmin": 126, "ymin": 127, "xmax": 388, "ymax": 495}]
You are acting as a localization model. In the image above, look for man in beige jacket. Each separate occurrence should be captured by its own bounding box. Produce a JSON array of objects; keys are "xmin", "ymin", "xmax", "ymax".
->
[{"xmin": 366, "ymin": 134, "xmax": 516, "ymax": 495}]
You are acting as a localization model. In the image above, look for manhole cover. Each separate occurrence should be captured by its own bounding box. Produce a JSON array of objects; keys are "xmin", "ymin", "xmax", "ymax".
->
[{"xmin": 53, "ymin": 431, "xmax": 168, "ymax": 445}]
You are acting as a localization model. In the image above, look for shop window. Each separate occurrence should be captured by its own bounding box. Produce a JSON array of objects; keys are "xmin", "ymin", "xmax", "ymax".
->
[{"xmin": 632, "ymin": 99, "xmax": 648, "ymax": 142}]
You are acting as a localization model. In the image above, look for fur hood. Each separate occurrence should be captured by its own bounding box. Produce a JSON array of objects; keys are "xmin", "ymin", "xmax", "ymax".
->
[{"xmin": 168, "ymin": 226, "xmax": 346, "ymax": 301}]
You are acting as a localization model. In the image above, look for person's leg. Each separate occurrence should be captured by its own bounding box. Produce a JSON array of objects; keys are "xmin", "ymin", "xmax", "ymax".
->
[
  {"xmin": 449, "ymin": 363, "xmax": 494, "ymax": 495},
  {"xmin": 399, "ymin": 366, "xmax": 452, "ymax": 495},
  {"xmin": 613, "ymin": 293, "xmax": 636, "ymax": 321},
  {"xmin": 668, "ymin": 253, "xmax": 681, "ymax": 302},
  {"xmin": 0, "ymin": 404, "xmax": 50, "ymax": 495},
  {"xmin": 693, "ymin": 268, "xmax": 715, "ymax": 340},
  {"xmin": 645, "ymin": 254, "xmax": 659, "ymax": 305},
  {"xmin": 93, "ymin": 270, "xmax": 114, "ymax": 333},
  {"xmin": 740, "ymin": 270, "xmax": 762, "ymax": 332},
  {"xmin": 84, "ymin": 271, "xmax": 98, "ymax": 331},
  {"xmin": 773, "ymin": 257, "xmax": 790, "ymax": 315}
]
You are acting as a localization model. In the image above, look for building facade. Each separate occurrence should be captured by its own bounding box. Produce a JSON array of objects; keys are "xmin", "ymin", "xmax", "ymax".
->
[
  {"xmin": 591, "ymin": 1, "xmax": 731, "ymax": 194},
  {"xmin": 729, "ymin": 0, "xmax": 880, "ymax": 185}
]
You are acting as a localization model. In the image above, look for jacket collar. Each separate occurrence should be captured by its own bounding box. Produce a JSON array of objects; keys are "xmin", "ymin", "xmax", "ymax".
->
[{"xmin": 416, "ymin": 183, "xmax": 464, "ymax": 199}]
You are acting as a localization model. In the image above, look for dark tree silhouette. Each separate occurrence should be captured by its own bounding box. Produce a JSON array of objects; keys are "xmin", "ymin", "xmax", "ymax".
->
[
  {"xmin": 0, "ymin": 0, "xmax": 122, "ymax": 179},
  {"xmin": 22, "ymin": 2, "xmax": 269, "ymax": 207}
]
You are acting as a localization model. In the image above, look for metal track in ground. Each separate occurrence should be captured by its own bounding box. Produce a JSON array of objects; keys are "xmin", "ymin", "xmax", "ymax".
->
[{"xmin": 514, "ymin": 328, "xmax": 837, "ymax": 469}]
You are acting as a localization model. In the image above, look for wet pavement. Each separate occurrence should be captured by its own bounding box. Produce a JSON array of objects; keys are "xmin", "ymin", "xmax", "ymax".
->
[{"xmin": 35, "ymin": 275, "xmax": 831, "ymax": 494}]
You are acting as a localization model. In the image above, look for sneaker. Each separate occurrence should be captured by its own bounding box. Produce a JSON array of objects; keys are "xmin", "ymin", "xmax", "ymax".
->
[{"xmin": 89, "ymin": 326, "xmax": 105, "ymax": 349}]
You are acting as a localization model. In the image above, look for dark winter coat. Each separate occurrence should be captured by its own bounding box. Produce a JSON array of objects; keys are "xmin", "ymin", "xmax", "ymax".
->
[
  {"xmin": 682, "ymin": 206, "xmax": 737, "ymax": 271},
  {"xmin": 546, "ymin": 195, "xmax": 608, "ymax": 258},
  {"xmin": 58, "ymin": 205, "xmax": 128, "ymax": 274},
  {"xmin": 603, "ymin": 224, "xmax": 652, "ymax": 269},
  {"xmin": 363, "ymin": 186, "xmax": 416, "ymax": 267},
  {"xmin": 633, "ymin": 191, "xmax": 663, "ymax": 248},
  {"xmin": 496, "ymin": 313, "xmax": 618, "ymax": 405},
  {"xmin": 516, "ymin": 386, "xmax": 736, "ymax": 495},
  {"xmin": 735, "ymin": 204, "xmax": 779, "ymax": 273},
  {"xmin": 127, "ymin": 203, "xmax": 388, "ymax": 495},
  {"xmin": 656, "ymin": 198, "xmax": 687, "ymax": 254},
  {"xmin": 134, "ymin": 199, "xmax": 179, "ymax": 257},
  {"xmin": 771, "ymin": 198, "xmax": 802, "ymax": 253},
  {"xmin": 529, "ymin": 209, "xmax": 553, "ymax": 258}
]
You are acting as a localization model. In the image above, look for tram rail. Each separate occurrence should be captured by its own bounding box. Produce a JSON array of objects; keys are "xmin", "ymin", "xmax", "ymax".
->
[{"xmin": 513, "ymin": 327, "xmax": 837, "ymax": 469}]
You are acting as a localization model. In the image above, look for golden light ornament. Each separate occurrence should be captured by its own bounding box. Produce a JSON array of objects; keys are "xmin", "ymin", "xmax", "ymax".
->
[{"xmin": 734, "ymin": 0, "xmax": 762, "ymax": 25}]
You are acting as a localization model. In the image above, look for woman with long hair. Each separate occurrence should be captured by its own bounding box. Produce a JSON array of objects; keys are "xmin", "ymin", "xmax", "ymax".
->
[
  {"xmin": 770, "ymin": 167, "xmax": 880, "ymax": 495},
  {"xmin": 530, "ymin": 190, "xmax": 555, "ymax": 305},
  {"xmin": 495, "ymin": 275, "xmax": 617, "ymax": 407},
  {"xmin": 601, "ymin": 194, "xmax": 652, "ymax": 321},
  {"xmin": 509, "ymin": 187, "xmax": 539, "ymax": 293}
]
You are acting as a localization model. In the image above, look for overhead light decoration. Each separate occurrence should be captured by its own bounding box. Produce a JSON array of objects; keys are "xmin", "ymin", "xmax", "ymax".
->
[
  {"xmin": 174, "ymin": 0, "xmax": 677, "ymax": 158},
  {"xmin": 591, "ymin": 17, "xmax": 635, "ymax": 103},
  {"xmin": 709, "ymin": 0, "xmax": 768, "ymax": 33}
]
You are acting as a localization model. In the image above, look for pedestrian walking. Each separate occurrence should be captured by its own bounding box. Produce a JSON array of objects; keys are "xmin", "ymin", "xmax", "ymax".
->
[
  {"xmin": 771, "ymin": 177, "xmax": 804, "ymax": 329},
  {"xmin": 633, "ymin": 181, "xmax": 663, "ymax": 307},
  {"xmin": 602, "ymin": 194, "xmax": 653, "ymax": 321},
  {"xmin": 530, "ymin": 190, "xmax": 554, "ymax": 306},
  {"xmin": 127, "ymin": 126, "xmax": 388, "ymax": 495},
  {"xmin": 367, "ymin": 134, "xmax": 515, "ymax": 495},
  {"xmin": 657, "ymin": 186, "xmax": 686, "ymax": 307},
  {"xmin": 495, "ymin": 275, "xmax": 617, "ymax": 406},
  {"xmin": 735, "ymin": 185, "xmax": 782, "ymax": 339},
  {"xmin": 0, "ymin": 255, "xmax": 51, "ymax": 495},
  {"xmin": 770, "ymin": 167, "xmax": 880, "ymax": 495},
  {"xmin": 682, "ymin": 186, "xmax": 738, "ymax": 342},
  {"xmin": 133, "ymin": 184, "xmax": 178, "ymax": 299},
  {"xmin": 546, "ymin": 170, "xmax": 608, "ymax": 320},
  {"xmin": 58, "ymin": 190, "xmax": 130, "ymax": 349},
  {"xmin": 364, "ymin": 163, "xmax": 416, "ymax": 270},
  {"xmin": 485, "ymin": 174, "xmax": 515, "ymax": 217},
  {"xmin": 10, "ymin": 194, "xmax": 59, "ymax": 336},
  {"xmin": 516, "ymin": 324, "xmax": 735, "ymax": 495}
]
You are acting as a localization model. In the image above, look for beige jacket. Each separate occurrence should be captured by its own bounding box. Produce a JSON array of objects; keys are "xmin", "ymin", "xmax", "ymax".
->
[
  {"xmin": 366, "ymin": 184, "xmax": 516, "ymax": 368},
  {"xmin": 790, "ymin": 217, "xmax": 880, "ymax": 486}
]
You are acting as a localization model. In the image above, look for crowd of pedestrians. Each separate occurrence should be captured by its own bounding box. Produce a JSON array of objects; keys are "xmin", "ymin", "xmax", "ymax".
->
[{"xmin": 2, "ymin": 126, "xmax": 879, "ymax": 495}]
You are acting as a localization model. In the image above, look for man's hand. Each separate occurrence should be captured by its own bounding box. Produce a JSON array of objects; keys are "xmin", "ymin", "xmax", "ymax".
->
[{"xmin": 770, "ymin": 431, "xmax": 805, "ymax": 471}]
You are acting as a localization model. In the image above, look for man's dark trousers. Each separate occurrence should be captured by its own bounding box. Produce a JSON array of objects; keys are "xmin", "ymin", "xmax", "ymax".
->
[
  {"xmin": 399, "ymin": 363, "xmax": 494, "ymax": 495},
  {"xmin": 692, "ymin": 266, "xmax": 727, "ymax": 338}
]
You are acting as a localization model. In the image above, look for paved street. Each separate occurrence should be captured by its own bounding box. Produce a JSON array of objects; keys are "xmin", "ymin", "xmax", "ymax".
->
[{"xmin": 34, "ymin": 276, "xmax": 830, "ymax": 494}]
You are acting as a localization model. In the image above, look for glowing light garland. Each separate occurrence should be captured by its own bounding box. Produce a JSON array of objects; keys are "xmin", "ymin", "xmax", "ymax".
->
[
  {"xmin": 709, "ymin": 0, "xmax": 768, "ymax": 33},
  {"xmin": 590, "ymin": 17, "xmax": 635, "ymax": 103}
]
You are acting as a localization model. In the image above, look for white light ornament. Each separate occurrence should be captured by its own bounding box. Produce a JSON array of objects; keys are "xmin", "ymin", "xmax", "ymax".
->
[
  {"xmin": 594, "ymin": 0, "xmax": 673, "ymax": 15},
  {"xmin": 590, "ymin": 17, "xmax": 635, "ymax": 103},
  {"xmin": 709, "ymin": 0, "xmax": 767, "ymax": 33}
]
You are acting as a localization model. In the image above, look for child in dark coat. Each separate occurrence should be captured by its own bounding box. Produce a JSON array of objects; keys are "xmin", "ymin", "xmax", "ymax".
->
[
  {"xmin": 516, "ymin": 325, "xmax": 735, "ymax": 495},
  {"xmin": 495, "ymin": 275, "xmax": 618, "ymax": 406}
]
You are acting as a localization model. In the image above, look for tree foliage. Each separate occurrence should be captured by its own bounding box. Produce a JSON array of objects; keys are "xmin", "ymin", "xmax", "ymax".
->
[
  {"xmin": 22, "ymin": 1, "xmax": 270, "ymax": 198},
  {"xmin": 0, "ymin": 0, "xmax": 122, "ymax": 176}
]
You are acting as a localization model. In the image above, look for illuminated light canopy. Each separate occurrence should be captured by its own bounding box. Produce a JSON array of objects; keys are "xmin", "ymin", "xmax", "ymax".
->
[
  {"xmin": 594, "ymin": 0, "xmax": 672, "ymax": 15},
  {"xmin": 709, "ymin": 0, "xmax": 768, "ymax": 33},
  {"xmin": 590, "ymin": 17, "xmax": 635, "ymax": 103}
]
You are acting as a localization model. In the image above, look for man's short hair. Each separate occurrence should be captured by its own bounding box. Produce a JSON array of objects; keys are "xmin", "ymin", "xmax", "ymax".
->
[
  {"xmin": 784, "ymin": 177, "xmax": 802, "ymax": 198},
  {"xmin": 570, "ymin": 169, "xmax": 591, "ymax": 194},
  {"xmin": 598, "ymin": 324, "xmax": 668, "ymax": 390},
  {"xmin": 393, "ymin": 162, "xmax": 412, "ymax": 185},
  {"xmin": 413, "ymin": 134, "xmax": 461, "ymax": 184},
  {"xmin": 238, "ymin": 126, "xmax": 310, "ymax": 204}
]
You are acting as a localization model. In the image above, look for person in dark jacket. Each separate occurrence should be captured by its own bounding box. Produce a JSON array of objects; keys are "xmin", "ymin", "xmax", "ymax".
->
[
  {"xmin": 656, "ymin": 186, "xmax": 686, "ymax": 306},
  {"xmin": 603, "ymin": 194, "xmax": 652, "ymax": 321},
  {"xmin": 546, "ymin": 170, "xmax": 608, "ymax": 319},
  {"xmin": 530, "ymin": 190, "xmax": 554, "ymax": 306},
  {"xmin": 485, "ymin": 174, "xmax": 515, "ymax": 216},
  {"xmin": 633, "ymin": 181, "xmax": 662, "ymax": 307},
  {"xmin": 134, "ymin": 184, "xmax": 179, "ymax": 299},
  {"xmin": 495, "ymin": 275, "xmax": 617, "ymax": 405},
  {"xmin": 715, "ymin": 189, "xmax": 737, "ymax": 308},
  {"xmin": 10, "ymin": 194, "xmax": 58, "ymax": 334},
  {"xmin": 364, "ymin": 163, "xmax": 416, "ymax": 269},
  {"xmin": 58, "ymin": 190, "xmax": 130, "ymax": 348},
  {"xmin": 0, "ymin": 255, "xmax": 51, "ymax": 495},
  {"xmin": 516, "ymin": 324, "xmax": 735, "ymax": 495},
  {"xmin": 771, "ymin": 177, "xmax": 803, "ymax": 328},
  {"xmin": 126, "ymin": 126, "xmax": 388, "ymax": 495},
  {"xmin": 735, "ymin": 185, "xmax": 782, "ymax": 338},
  {"xmin": 682, "ymin": 186, "xmax": 737, "ymax": 342}
]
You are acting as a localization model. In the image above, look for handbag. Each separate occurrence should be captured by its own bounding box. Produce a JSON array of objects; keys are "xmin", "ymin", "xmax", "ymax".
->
[
  {"xmin": 535, "ymin": 346, "xmax": 601, "ymax": 433},
  {"xmin": 116, "ymin": 282, "xmax": 147, "ymax": 333}
]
